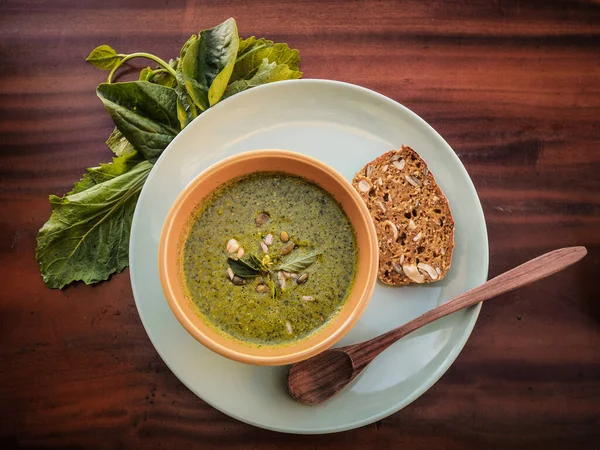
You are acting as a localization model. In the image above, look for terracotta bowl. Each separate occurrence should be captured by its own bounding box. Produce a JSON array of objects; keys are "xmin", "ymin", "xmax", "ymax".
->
[{"xmin": 159, "ymin": 149, "xmax": 378, "ymax": 366}]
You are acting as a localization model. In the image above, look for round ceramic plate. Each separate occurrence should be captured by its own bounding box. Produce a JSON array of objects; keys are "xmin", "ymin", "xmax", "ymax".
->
[{"xmin": 129, "ymin": 79, "xmax": 488, "ymax": 434}]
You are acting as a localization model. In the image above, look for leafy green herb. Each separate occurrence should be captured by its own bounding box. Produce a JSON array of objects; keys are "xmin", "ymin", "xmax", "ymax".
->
[
  {"xmin": 106, "ymin": 128, "xmax": 136, "ymax": 157},
  {"xmin": 246, "ymin": 254, "xmax": 265, "ymax": 272},
  {"xmin": 36, "ymin": 153, "xmax": 152, "ymax": 288},
  {"xmin": 96, "ymin": 81, "xmax": 179, "ymax": 163},
  {"xmin": 36, "ymin": 17, "xmax": 302, "ymax": 289},
  {"xmin": 223, "ymin": 58, "xmax": 301, "ymax": 100},
  {"xmin": 86, "ymin": 45, "xmax": 123, "ymax": 70},
  {"xmin": 276, "ymin": 250, "xmax": 320, "ymax": 273},
  {"xmin": 181, "ymin": 18, "xmax": 239, "ymax": 111},
  {"xmin": 227, "ymin": 257, "xmax": 262, "ymax": 278},
  {"xmin": 231, "ymin": 37, "xmax": 300, "ymax": 83}
]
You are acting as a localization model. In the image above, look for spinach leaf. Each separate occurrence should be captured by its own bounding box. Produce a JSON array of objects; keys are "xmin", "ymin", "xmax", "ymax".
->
[
  {"xmin": 175, "ymin": 36, "xmax": 200, "ymax": 129},
  {"xmin": 227, "ymin": 257, "xmax": 261, "ymax": 278},
  {"xmin": 86, "ymin": 45, "xmax": 122, "ymax": 70},
  {"xmin": 97, "ymin": 81, "xmax": 179, "ymax": 163},
  {"xmin": 223, "ymin": 58, "xmax": 301, "ymax": 100},
  {"xmin": 181, "ymin": 18, "xmax": 239, "ymax": 110},
  {"xmin": 106, "ymin": 128, "xmax": 136, "ymax": 157},
  {"xmin": 230, "ymin": 37, "xmax": 300, "ymax": 83},
  {"xmin": 139, "ymin": 66, "xmax": 177, "ymax": 88},
  {"xmin": 36, "ymin": 154, "xmax": 152, "ymax": 288},
  {"xmin": 276, "ymin": 250, "xmax": 320, "ymax": 273}
]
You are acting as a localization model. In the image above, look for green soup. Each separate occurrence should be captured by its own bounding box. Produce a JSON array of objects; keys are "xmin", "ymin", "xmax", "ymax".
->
[{"xmin": 182, "ymin": 172, "xmax": 358, "ymax": 345}]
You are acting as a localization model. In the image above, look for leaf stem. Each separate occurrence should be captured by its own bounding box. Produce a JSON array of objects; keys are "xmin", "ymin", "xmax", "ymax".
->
[{"xmin": 107, "ymin": 52, "xmax": 177, "ymax": 83}]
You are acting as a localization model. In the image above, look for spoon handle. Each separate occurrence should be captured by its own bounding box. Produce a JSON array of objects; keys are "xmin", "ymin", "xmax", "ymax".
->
[{"xmin": 344, "ymin": 246, "xmax": 587, "ymax": 371}]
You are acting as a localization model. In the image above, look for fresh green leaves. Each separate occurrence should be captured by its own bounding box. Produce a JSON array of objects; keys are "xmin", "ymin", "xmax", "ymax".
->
[
  {"xmin": 36, "ymin": 153, "xmax": 152, "ymax": 288},
  {"xmin": 97, "ymin": 81, "xmax": 179, "ymax": 163},
  {"xmin": 223, "ymin": 58, "xmax": 301, "ymax": 100},
  {"xmin": 106, "ymin": 128, "xmax": 136, "ymax": 157},
  {"xmin": 86, "ymin": 45, "xmax": 122, "ymax": 70},
  {"xmin": 231, "ymin": 37, "xmax": 300, "ymax": 83},
  {"xmin": 227, "ymin": 256, "xmax": 262, "ymax": 278},
  {"xmin": 38, "ymin": 18, "xmax": 303, "ymax": 289},
  {"xmin": 276, "ymin": 250, "xmax": 320, "ymax": 273},
  {"xmin": 181, "ymin": 18, "xmax": 239, "ymax": 110}
]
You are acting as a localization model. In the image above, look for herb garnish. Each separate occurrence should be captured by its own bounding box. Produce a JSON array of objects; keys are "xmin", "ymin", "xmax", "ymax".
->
[{"xmin": 36, "ymin": 18, "xmax": 302, "ymax": 289}]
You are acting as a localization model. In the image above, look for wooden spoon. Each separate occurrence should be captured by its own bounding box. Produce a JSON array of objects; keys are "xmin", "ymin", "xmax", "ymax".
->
[{"xmin": 287, "ymin": 246, "xmax": 587, "ymax": 405}]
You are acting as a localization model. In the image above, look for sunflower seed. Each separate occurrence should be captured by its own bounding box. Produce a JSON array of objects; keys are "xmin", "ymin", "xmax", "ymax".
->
[
  {"xmin": 417, "ymin": 262, "xmax": 438, "ymax": 280},
  {"xmin": 280, "ymin": 231, "xmax": 289, "ymax": 242},
  {"xmin": 390, "ymin": 152, "xmax": 401, "ymax": 162},
  {"xmin": 435, "ymin": 267, "xmax": 442, "ymax": 275},
  {"xmin": 393, "ymin": 159, "xmax": 405, "ymax": 171},
  {"xmin": 264, "ymin": 233, "xmax": 273, "ymax": 245},
  {"xmin": 227, "ymin": 267, "xmax": 234, "ymax": 280},
  {"xmin": 378, "ymin": 201, "xmax": 386, "ymax": 213},
  {"xmin": 400, "ymin": 254, "xmax": 405, "ymax": 264},
  {"xmin": 378, "ymin": 178, "xmax": 383, "ymax": 186},
  {"xmin": 366, "ymin": 165, "xmax": 373, "ymax": 177},
  {"xmin": 297, "ymin": 273, "xmax": 309, "ymax": 284},
  {"xmin": 392, "ymin": 263, "xmax": 403, "ymax": 275},
  {"xmin": 280, "ymin": 241, "xmax": 294, "ymax": 255},
  {"xmin": 236, "ymin": 247, "xmax": 245, "ymax": 258},
  {"xmin": 441, "ymin": 247, "xmax": 446, "ymax": 255},
  {"xmin": 226, "ymin": 239, "xmax": 239, "ymax": 253},
  {"xmin": 290, "ymin": 273, "xmax": 299, "ymax": 279},
  {"xmin": 382, "ymin": 220, "xmax": 398, "ymax": 241},
  {"xmin": 405, "ymin": 175, "xmax": 421, "ymax": 187},
  {"xmin": 402, "ymin": 264, "xmax": 425, "ymax": 283},
  {"xmin": 301, "ymin": 295, "xmax": 314, "ymax": 302},
  {"xmin": 413, "ymin": 232, "xmax": 422, "ymax": 242},
  {"xmin": 285, "ymin": 321, "xmax": 293, "ymax": 335},
  {"xmin": 255, "ymin": 212, "xmax": 270, "ymax": 227},
  {"xmin": 409, "ymin": 219, "xmax": 417, "ymax": 230},
  {"xmin": 260, "ymin": 241, "xmax": 269, "ymax": 253},
  {"xmin": 382, "ymin": 164, "xmax": 389, "ymax": 172},
  {"xmin": 358, "ymin": 179, "xmax": 372, "ymax": 193},
  {"xmin": 423, "ymin": 166, "xmax": 429, "ymax": 176}
]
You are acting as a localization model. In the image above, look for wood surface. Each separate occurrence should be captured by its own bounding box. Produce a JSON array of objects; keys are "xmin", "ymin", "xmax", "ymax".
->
[{"xmin": 1, "ymin": 0, "xmax": 599, "ymax": 448}]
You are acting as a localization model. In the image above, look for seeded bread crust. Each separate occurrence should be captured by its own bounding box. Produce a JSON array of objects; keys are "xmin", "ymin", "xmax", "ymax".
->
[{"xmin": 352, "ymin": 146, "xmax": 455, "ymax": 285}]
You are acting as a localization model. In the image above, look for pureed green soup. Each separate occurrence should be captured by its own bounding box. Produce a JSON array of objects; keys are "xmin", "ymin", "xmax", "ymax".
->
[{"xmin": 182, "ymin": 172, "xmax": 358, "ymax": 345}]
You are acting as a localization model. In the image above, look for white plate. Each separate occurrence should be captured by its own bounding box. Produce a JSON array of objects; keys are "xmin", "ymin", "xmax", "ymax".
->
[{"xmin": 129, "ymin": 79, "xmax": 488, "ymax": 434}]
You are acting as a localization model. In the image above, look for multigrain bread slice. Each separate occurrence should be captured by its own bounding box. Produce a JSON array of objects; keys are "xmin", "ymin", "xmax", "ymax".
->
[{"xmin": 352, "ymin": 146, "xmax": 455, "ymax": 285}]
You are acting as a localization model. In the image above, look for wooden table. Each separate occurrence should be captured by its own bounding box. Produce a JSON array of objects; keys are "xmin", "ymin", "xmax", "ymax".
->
[{"xmin": 1, "ymin": 0, "xmax": 599, "ymax": 448}]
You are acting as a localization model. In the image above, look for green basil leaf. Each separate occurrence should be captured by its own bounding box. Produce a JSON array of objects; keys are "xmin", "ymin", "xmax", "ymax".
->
[
  {"xmin": 181, "ymin": 18, "xmax": 239, "ymax": 111},
  {"xmin": 96, "ymin": 81, "xmax": 179, "ymax": 163},
  {"xmin": 36, "ymin": 154, "xmax": 152, "ymax": 288},
  {"xmin": 227, "ymin": 257, "xmax": 261, "ymax": 278},
  {"xmin": 230, "ymin": 37, "xmax": 300, "ymax": 83},
  {"xmin": 276, "ymin": 250, "xmax": 320, "ymax": 273},
  {"xmin": 86, "ymin": 45, "xmax": 122, "ymax": 70},
  {"xmin": 222, "ymin": 58, "xmax": 301, "ymax": 100},
  {"xmin": 106, "ymin": 128, "xmax": 136, "ymax": 157}
]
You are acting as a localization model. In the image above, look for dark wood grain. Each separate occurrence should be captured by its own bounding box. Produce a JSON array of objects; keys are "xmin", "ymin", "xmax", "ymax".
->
[{"xmin": 1, "ymin": 0, "xmax": 599, "ymax": 448}]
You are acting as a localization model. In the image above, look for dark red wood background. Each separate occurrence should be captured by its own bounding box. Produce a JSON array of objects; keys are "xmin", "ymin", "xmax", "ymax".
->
[{"xmin": 1, "ymin": 0, "xmax": 599, "ymax": 448}]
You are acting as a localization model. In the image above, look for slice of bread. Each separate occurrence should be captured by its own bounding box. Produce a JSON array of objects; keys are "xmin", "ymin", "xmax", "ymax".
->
[{"xmin": 352, "ymin": 146, "xmax": 454, "ymax": 285}]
